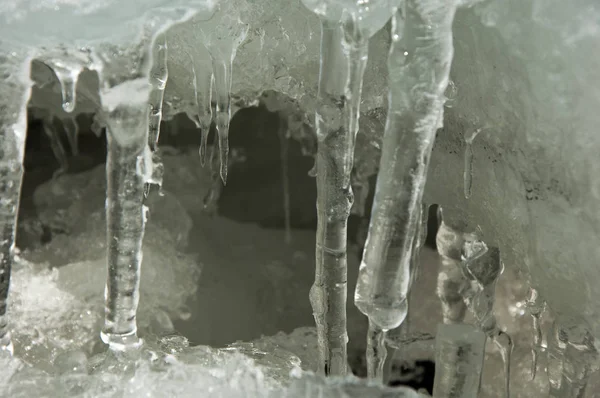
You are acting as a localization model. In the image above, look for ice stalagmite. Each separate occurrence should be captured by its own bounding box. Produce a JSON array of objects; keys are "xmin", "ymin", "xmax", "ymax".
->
[
  {"xmin": 148, "ymin": 34, "xmax": 169, "ymax": 152},
  {"xmin": 355, "ymin": 0, "xmax": 457, "ymax": 333},
  {"xmin": 0, "ymin": 55, "xmax": 32, "ymax": 355},
  {"xmin": 99, "ymin": 61, "xmax": 155, "ymax": 351},
  {"xmin": 366, "ymin": 319, "xmax": 387, "ymax": 382},
  {"xmin": 300, "ymin": 0, "xmax": 398, "ymax": 376},
  {"xmin": 197, "ymin": 2, "xmax": 249, "ymax": 184}
]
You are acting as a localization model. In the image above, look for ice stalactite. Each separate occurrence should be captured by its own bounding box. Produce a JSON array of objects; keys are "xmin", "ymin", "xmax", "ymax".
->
[
  {"xmin": 0, "ymin": 55, "xmax": 32, "ymax": 355},
  {"xmin": 524, "ymin": 287, "xmax": 545, "ymax": 380},
  {"xmin": 278, "ymin": 117, "xmax": 292, "ymax": 243},
  {"xmin": 198, "ymin": 4, "xmax": 249, "ymax": 184},
  {"xmin": 99, "ymin": 72, "xmax": 153, "ymax": 351},
  {"xmin": 46, "ymin": 59, "xmax": 81, "ymax": 113},
  {"xmin": 63, "ymin": 117, "xmax": 80, "ymax": 156},
  {"xmin": 433, "ymin": 323, "xmax": 487, "ymax": 398},
  {"xmin": 147, "ymin": 34, "xmax": 168, "ymax": 152},
  {"xmin": 354, "ymin": 0, "xmax": 458, "ymax": 341},
  {"xmin": 190, "ymin": 57, "xmax": 213, "ymax": 166}
]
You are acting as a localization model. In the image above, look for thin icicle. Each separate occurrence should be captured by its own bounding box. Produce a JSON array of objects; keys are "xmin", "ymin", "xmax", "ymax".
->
[
  {"xmin": 189, "ymin": 55, "xmax": 214, "ymax": 166},
  {"xmin": 278, "ymin": 117, "xmax": 292, "ymax": 244},
  {"xmin": 354, "ymin": 0, "xmax": 458, "ymax": 332},
  {"xmin": 0, "ymin": 56, "xmax": 32, "ymax": 355},
  {"xmin": 366, "ymin": 319, "xmax": 387, "ymax": 382},
  {"xmin": 148, "ymin": 34, "xmax": 169, "ymax": 152},
  {"xmin": 210, "ymin": 55, "xmax": 233, "ymax": 184},
  {"xmin": 99, "ymin": 77, "xmax": 152, "ymax": 351},
  {"xmin": 525, "ymin": 287, "xmax": 545, "ymax": 380}
]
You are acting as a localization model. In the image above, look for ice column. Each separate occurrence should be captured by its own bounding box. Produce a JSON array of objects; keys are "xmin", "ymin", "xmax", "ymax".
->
[
  {"xmin": 0, "ymin": 55, "xmax": 32, "ymax": 355},
  {"xmin": 99, "ymin": 56, "xmax": 155, "ymax": 351},
  {"xmin": 355, "ymin": 0, "xmax": 457, "ymax": 332}
]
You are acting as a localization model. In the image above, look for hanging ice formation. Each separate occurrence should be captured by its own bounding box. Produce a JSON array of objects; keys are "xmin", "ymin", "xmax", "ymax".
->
[
  {"xmin": 196, "ymin": 2, "xmax": 249, "ymax": 184},
  {"xmin": 189, "ymin": 53, "xmax": 214, "ymax": 166},
  {"xmin": 299, "ymin": 0, "xmax": 400, "ymax": 376},
  {"xmin": 354, "ymin": 0, "xmax": 458, "ymax": 385}
]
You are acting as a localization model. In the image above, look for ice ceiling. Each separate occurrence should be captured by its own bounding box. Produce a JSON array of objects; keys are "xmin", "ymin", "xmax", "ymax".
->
[{"xmin": 0, "ymin": 0, "xmax": 599, "ymax": 396}]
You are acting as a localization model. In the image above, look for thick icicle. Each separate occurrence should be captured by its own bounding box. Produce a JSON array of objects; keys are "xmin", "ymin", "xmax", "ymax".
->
[
  {"xmin": 354, "ymin": 0, "xmax": 458, "ymax": 332},
  {"xmin": 524, "ymin": 287, "xmax": 545, "ymax": 380},
  {"xmin": 147, "ymin": 35, "xmax": 168, "ymax": 152},
  {"xmin": 190, "ymin": 58, "xmax": 214, "ymax": 166},
  {"xmin": 0, "ymin": 57, "xmax": 31, "ymax": 355},
  {"xmin": 99, "ymin": 77, "xmax": 153, "ymax": 351},
  {"xmin": 432, "ymin": 323, "xmax": 487, "ymax": 398},
  {"xmin": 278, "ymin": 117, "xmax": 292, "ymax": 243}
]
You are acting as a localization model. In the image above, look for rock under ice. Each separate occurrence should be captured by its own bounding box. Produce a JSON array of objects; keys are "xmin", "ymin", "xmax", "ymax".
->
[{"xmin": 1, "ymin": 0, "xmax": 600, "ymax": 396}]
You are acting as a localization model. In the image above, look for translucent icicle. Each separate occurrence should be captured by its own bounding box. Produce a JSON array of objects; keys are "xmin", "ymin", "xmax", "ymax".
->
[
  {"xmin": 46, "ymin": 59, "xmax": 81, "ymax": 113},
  {"xmin": 203, "ymin": 144, "xmax": 222, "ymax": 215},
  {"xmin": 309, "ymin": 15, "xmax": 370, "ymax": 376},
  {"xmin": 190, "ymin": 58, "xmax": 214, "ymax": 166},
  {"xmin": 432, "ymin": 323, "xmax": 487, "ymax": 398},
  {"xmin": 210, "ymin": 54, "xmax": 233, "ymax": 183},
  {"xmin": 0, "ymin": 57, "xmax": 32, "ymax": 356},
  {"xmin": 148, "ymin": 35, "xmax": 168, "ymax": 152},
  {"xmin": 63, "ymin": 117, "xmax": 80, "ymax": 156},
  {"xmin": 524, "ymin": 287, "xmax": 545, "ymax": 380},
  {"xmin": 463, "ymin": 128, "xmax": 481, "ymax": 199},
  {"xmin": 278, "ymin": 117, "xmax": 292, "ymax": 243},
  {"xmin": 100, "ymin": 79, "xmax": 152, "ymax": 351},
  {"xmin": 354, "ymin": 0, "xmax": 458, "ymax": 331},
  {"xmin": 366, "ymin": 319, "xmax": 387, "ymax": 382}
]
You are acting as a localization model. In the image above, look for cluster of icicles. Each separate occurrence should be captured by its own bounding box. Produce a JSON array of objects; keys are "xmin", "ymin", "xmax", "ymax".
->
[{"xmin": 0, "ymin": 0, "xmax": 598, "ymax": 397}]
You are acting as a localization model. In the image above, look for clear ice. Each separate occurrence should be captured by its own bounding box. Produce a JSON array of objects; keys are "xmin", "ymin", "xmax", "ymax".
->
[{"xmin": 1, "ymin": 0, "xmax": 600, "ymax": 396}]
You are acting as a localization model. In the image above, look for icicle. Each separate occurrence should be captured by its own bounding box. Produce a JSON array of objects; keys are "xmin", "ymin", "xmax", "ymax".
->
[
  {"xmin": 278, "ymin": 117, "xmax": 292, "ymax": 244},
  {"xmin": 354, "ymin": 0, "xmax": 458, "ymax": 333},
  {"xmin": 463, "ymin": 128, "xmax": 481, "ymax": 199},
  {"xmin": 46, "ymin": 59, "xmax": 81, "ymax": 113},
  {"xmin": 432, "ymin": 323, "xmax": 487, "ymax": 398},
  {"xmin": 190, "ymin": 58, "xmax": 214, "ymax": 167},
  {"xmin": 0, "ymin": 56, "xmax": 32, "ymax": 355},
  {"xmin": 62, "ymin": 117, "xmax": 80, "ymax": 156},
  {"xmin": 366, "ymin": 319, "xmax": 387, "ymax": 382},
  {"xmin": 210, "ymin": 54, "xmax": 233, "ymax": 184},
  {"xmin": 525, "ymin": 287, "xmax": 545, "ymax": 380},
  {"xmin": 148, "ymin": 34, "xmax": 168, "ymax": 152},
  {"xmin": 203, "ymin": 144, "xmax": 223, "ymax": 215},
  {"xmin": 99, "ymin": 76, "xmax": 153, "ymax": 351}
]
